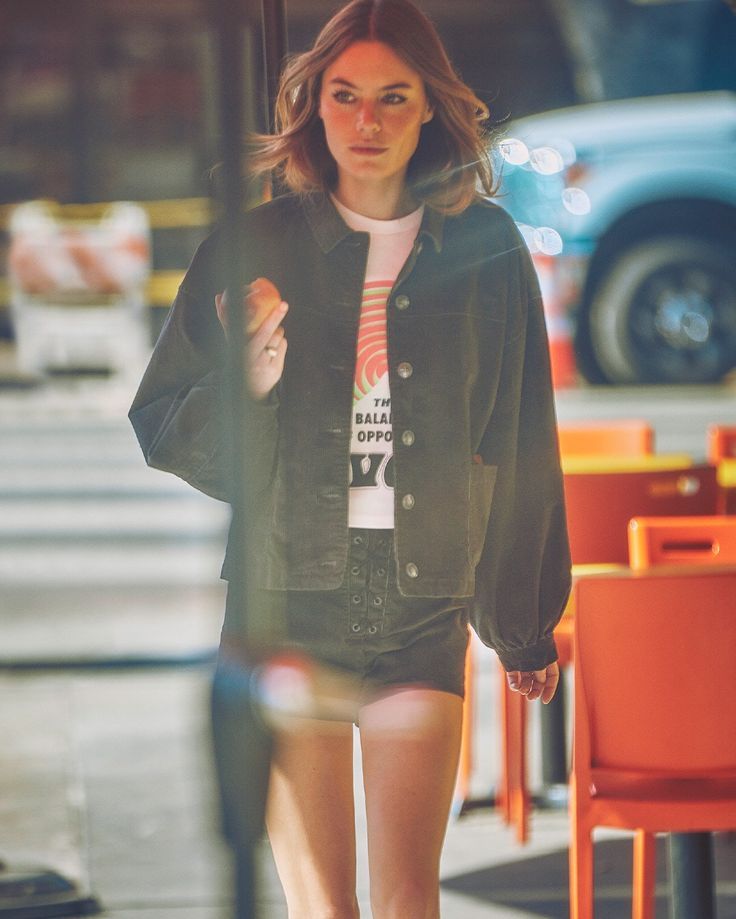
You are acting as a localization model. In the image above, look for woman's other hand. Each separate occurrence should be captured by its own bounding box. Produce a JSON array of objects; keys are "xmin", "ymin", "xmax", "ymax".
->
[
  {"xmin": 215, "ymin": 287, "xmax": 288, "ymax": 402},
  {"xmin": 507, "ymin": 661, "xmax": 560, "ymax": 704}
]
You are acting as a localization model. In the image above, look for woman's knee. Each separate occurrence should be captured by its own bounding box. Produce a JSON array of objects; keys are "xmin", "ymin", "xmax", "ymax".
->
[
  {"xmin": 286, "ymin": 895, "xmax": 360, "ymax": 919},
  {"xmin": 370, "ymin": 874, "xmax": 440, "ymax": 919}
]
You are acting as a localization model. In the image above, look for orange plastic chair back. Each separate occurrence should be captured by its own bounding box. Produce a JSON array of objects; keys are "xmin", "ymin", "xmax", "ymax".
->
[
  {"xmin": 707, "ymin": 424, "xmax": 736, "ymax": 462},
  {"xmin": 574, "ymin": 571, "xmax": 736, "ymax": 775},
  {"xmin": 570, "ymin": 569, "xmax": 736, "ymax": 919},
  {"xmin": 564, "ymin": 464, "xmax": 718, "ymax": 565},
  {"xmin": 558, "ymin": 420, "xmax": 654, "ymax": 457},
  {"xmin": 629, "ymin": 515, "xmax": 736, "ymax": 568}
]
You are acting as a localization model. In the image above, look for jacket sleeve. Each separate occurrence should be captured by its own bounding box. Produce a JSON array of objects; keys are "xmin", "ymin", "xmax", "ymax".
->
[
  {"xmin": 128, "ymin": 230, "xmax": 279, "ymax": 503},
  {"xmin": 471, "ymin": 237, "xmax": 572, "ymax": 672}
]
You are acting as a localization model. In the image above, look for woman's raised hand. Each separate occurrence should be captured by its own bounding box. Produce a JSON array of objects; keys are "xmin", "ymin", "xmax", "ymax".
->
[{"xmin": 215, "ymin": 280, "xmax": 288, "ymax": 401}]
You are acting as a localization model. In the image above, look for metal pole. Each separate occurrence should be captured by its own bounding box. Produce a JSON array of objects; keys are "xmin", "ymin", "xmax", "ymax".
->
[
  {"xmin": 260, "ymin": 0, "xmax": 288, "ymax": 130},
  {"xmin": 538, "ymin": 678, "xmax": 569, "ymax": 805},
  {"xmin": 668, "ymin": 833, "xmax": 716, "ymax": 919},
  {"xmin": 211, "ymin": 4, "xmax": 272, "ymax": 918}
]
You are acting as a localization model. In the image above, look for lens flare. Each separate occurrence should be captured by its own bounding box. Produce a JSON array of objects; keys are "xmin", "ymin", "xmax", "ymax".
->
[
  {"xmin": 530, "ymin": 146, "xmax": 565, "ymax": 175},
  {"xmin": 533, "ymin": 226, "xmax": 564, "ymax": 256},
  {"xmin": 562, "ymin": 187, "xmax": 591, "ymax": 215},
  {"xmin": 499, "ymin": 137, "xmax": 530, "ymax": 166},
  {"xmin": 516, "ymin": 222, "xmax": 540, "ymax": 253}
]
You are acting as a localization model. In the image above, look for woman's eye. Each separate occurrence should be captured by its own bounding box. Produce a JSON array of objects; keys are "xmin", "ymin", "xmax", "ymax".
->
[
  {"xmin": 382, "ymin": 93, "xmax": 407, "ymax": 105},
  {"xmin": 332, "ymin": 90, "xmax": 355, "ymax": 104}
]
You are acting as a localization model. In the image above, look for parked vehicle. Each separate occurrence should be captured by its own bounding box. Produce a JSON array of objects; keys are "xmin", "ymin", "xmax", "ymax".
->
[{"xmin": 497, "ymin": 91, "xmax": 736, "ymax": 384}]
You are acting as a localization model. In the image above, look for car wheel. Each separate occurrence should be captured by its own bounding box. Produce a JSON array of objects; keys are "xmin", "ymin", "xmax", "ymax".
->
[{"xmin": 587, "ymin": 236, "xmax": 736, "ymax": 384}]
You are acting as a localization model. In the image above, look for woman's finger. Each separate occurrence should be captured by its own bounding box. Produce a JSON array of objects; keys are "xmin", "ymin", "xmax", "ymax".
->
[{"xmin": 247, "ymin": 301, "xmax": 289, "ymax": 357}]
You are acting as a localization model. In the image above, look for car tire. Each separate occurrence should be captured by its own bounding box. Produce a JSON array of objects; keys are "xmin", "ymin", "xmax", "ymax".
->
[{"xmin": 587, "ymin": 236, "xmax": 736, "ymax": 384}]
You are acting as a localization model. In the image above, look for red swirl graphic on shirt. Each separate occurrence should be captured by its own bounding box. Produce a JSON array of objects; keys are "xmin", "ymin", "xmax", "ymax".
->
[{"xmin": 354, "ymin": 281, "xmax": 391, "ymax": 400}]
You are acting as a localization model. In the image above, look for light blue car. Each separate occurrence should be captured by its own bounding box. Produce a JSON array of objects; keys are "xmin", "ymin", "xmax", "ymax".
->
[{"xmin": 497, "ymin": 91, "xmax": 736, "ymax": 384}]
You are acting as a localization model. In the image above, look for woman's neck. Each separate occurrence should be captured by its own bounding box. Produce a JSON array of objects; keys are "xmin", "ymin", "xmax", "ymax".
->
[{"xmin": 333, "ymin": 176, "xmax": 418, "ymax": 221}]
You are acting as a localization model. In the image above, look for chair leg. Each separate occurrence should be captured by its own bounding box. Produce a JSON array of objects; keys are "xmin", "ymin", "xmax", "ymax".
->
[
  {"xmin": 499, "ymin": 665, "xmax": 529, "ymax": 844},
  {"xmin": 454, "ymin": 636, "xmax": 474, "ymax": 810},
  {"xmin": 633, "ymin": 830, "xmax": 656, "ymax": 919},
  {"xmin": 569, "ymin": 785, "xmax": 594, "ymax": 919}
]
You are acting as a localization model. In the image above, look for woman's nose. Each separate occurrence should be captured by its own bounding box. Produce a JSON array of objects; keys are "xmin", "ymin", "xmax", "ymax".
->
[{"xmin": 357, "ymin": 102, "xmax": 380, "ymax": 134}]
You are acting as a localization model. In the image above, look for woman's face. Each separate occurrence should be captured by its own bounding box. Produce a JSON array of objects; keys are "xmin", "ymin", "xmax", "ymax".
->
[{"xmin": 318, "ymin": 40, "xmax": 433, "ymax": 194}]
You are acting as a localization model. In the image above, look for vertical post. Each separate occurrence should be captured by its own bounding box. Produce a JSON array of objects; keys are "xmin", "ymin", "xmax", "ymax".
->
[
  {"xmin": 260, "ymin": 0, "xmax": 288, "ymax": 130},
  {"xmin": 668, "ymin": 833, "xmax": 715, "ymax": 919},
  {"xmin": 211, "ymin": 4, "xmax": 269, "ymax": 919},
  {"xmin": 70, "ymin": 0, "xmax": 95, "ymax": 202},
  {"xmin": 539, "ymin": 677, "xmax": 568, "ymax": 799},
  {"xmin": 214, "ymin": 0, "xmax": 250, "ymax": 636}
]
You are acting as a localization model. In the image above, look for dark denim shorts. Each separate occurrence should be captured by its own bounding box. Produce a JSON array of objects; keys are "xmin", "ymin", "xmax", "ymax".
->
[{"xmin": 223, "ymin": 529, "xmax": 470, "ymax": 699}]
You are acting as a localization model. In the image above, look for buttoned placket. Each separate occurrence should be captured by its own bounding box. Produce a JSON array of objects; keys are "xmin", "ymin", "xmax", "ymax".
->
[{"xmin": 386, "ymin": 235, "xmax": 426, "ymax": 591}]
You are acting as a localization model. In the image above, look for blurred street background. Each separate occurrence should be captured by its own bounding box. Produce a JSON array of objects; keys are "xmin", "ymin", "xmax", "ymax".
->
[{"xmin": 1, "ymin": 0, "xmax": 735, "ymax": 916}]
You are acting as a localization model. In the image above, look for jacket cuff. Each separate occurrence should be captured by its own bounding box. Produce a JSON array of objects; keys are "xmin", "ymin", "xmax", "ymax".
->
[{"xmin": 495, "ymin": 635, "xmax": 558, "ymax": 673}]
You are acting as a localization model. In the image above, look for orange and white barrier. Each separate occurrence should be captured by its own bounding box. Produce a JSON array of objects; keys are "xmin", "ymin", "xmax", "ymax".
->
[
  {"xmin": 8, "ymin": 201, "xmax": 150, "ymax": 298},
  {"xmin": 532, "ymin": 252, "xmax": 578, "ymax": 390}
]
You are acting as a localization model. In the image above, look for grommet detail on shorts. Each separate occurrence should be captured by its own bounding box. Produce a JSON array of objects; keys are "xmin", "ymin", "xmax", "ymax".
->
[
  {"xmin": 351, "ymin": 594, "xmax": 362, "ymax": 605},
  {"xmin": 405, "ymin": 562, "xmax": 419, "ymax": 578},
  {"xmin": 376, "ymin": 567, "xmax": 386, "ymax": 577},
  {"xmin": 372, "ymin": 596, "xmax": 383, "ymax": 607},
  {"xmin": 351, "ymin": 565, "xmax": 361, "ymax": 576},
  {"xmin": 401, "ymin": 430, "xmax": 415, "ymax": 446},
  {"xmin": 397, "ymin": 361, "xmax": 413, "ymax": 379},
  {"xmin": 351, "ymin": 623, "xmax": 361, "ymax": 632},
  {"xmin": 401, "ymin": 493, "xmax": 415, "ymax": 510},
  {"xmin": 352, "ymin": 534, "xmax": 364, "ymax": 545},
  {"xmin": 367, "ymin": 624, "xmax": 379, "ymax": 635},
  {"xmin": 395, "ymin": 294, "xmax": 411, "ymax": 311}
]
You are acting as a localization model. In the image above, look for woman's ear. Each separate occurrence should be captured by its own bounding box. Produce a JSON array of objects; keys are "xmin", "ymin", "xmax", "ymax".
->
[{"xmin": 422, "ymin": 104, "xmax": 434, "ymax": 125}]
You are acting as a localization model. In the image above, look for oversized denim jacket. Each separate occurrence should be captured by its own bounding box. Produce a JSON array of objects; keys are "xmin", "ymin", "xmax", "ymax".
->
[{"xmin": 129, "ymin": 192, "xmax": 571, "ymax": 671}]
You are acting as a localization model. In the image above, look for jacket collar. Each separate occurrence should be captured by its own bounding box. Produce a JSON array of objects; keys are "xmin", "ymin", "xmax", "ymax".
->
[{"xmin": 302, "ymin": 192, "xmax": 444, "ymax": 255}]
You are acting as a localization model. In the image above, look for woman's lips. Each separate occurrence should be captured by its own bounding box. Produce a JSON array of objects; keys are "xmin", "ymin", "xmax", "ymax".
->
[{"xmin": 349, "ymin": 146, "xmax": 387, "ymax": 156}]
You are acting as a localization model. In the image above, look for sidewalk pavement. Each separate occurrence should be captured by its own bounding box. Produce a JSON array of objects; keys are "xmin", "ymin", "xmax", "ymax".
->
[{"xmin": 3, "ymin": 607, "xmax": 735, "ymax": 919}]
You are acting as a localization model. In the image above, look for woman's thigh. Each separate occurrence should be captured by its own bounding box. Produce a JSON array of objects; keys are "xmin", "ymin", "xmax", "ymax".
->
[
  {"xmin": 359, "ymin": 688, "xmax": 464, "ymax": 917},
  {"xmin": 266, "ymin": 717, "xmax": 358, "ymax": 918}
]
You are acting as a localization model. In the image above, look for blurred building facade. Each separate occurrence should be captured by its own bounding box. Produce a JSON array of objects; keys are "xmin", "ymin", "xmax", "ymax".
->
[{"xmin": 0, "ymin": 0, "xmax": 732, "ymax": 336}]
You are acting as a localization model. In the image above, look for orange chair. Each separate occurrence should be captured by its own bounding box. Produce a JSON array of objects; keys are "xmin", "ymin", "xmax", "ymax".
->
[
  {"xmin": 707, "ymin": 423, "xmax": 736, "ymax": 462},
  {"xmin": 569, "ymin": 568, "xmax": 736, "ymax": 919},
  {"xmin": 492, "ymin": 420, "xmax": 656, "ymax": 836},
  {"xmin": 707, "ymin": 424, "xmax": 736, "ymax": 513},
  {"xmin": 492, "ymin": 463, "xmax": 717, "ymax": 845},
  {"xmin": 629, "ymin": 514, "xmax": 736, "ymax": 568},
  {"xmin": 564, "ymin": 464, "xmax": 718, "ymax": 566},
  {"xmin": 454, "ymin": 633, "xmax": 475, "ymax": 810},
  {"xmin": 558, "ymin": 419, "xmax": 654, "ymax": 458}
]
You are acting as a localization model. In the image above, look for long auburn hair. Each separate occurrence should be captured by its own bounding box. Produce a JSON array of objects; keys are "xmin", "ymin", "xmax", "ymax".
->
[{"xmin": 249, "ymin": 0, "xmax": 496, "ymax": 214}]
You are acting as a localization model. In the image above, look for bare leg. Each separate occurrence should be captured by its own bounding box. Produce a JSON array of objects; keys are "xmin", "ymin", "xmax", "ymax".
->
[
  {"xmin": 359, "ymin": 688, "xmax": 464, "ymax": 919},
  {"xmin": 265, "ymin": 717, "xmax": 359, "ymax": 919}
]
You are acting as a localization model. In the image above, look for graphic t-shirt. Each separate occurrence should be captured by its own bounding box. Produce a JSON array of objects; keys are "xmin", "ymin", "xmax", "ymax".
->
[{"xmin": 332, "ymin": 196, "xmax": 424, "ymax": 529}]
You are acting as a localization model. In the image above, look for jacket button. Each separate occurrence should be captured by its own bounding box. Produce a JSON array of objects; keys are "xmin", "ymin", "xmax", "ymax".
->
[
  {"xmin": 401, "ymin": 430, "xmax": 415, "ymax": 446},
  {"xmin": 405, "ymin": 563, "xmax": 419, "ymax": 579},
  {"xmin": 395, "ymin": 294, "xmax": 410, "ymax": 310},
  {"xmin": 397, "ymin": 361, "xmax": 413, "ymax": 379},
  {"xmin": 402, "ymin": 493, "xmax": 415, "ymax": 510}
]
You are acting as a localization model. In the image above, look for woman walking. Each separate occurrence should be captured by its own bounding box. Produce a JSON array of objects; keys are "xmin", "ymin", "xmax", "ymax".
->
[{"xmin": 130, "ymin": 1, "xmax": 571, "ymax": 915}]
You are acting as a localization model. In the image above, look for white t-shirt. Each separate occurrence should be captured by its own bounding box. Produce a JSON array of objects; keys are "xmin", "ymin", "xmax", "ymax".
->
[{"xmin": 332, "ymin": 196, "xmax": 424, "ymax": 529}]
